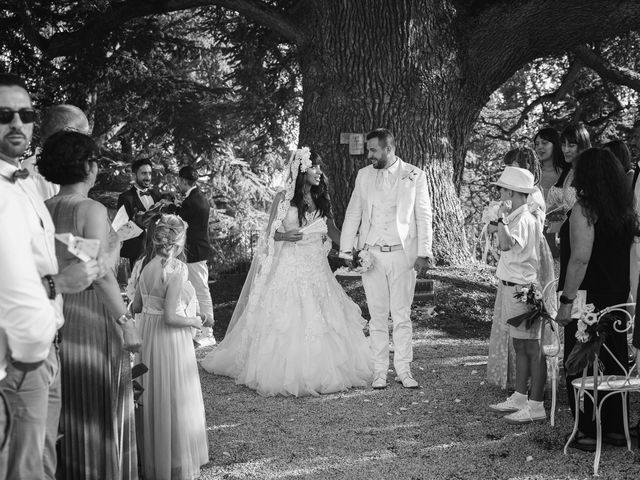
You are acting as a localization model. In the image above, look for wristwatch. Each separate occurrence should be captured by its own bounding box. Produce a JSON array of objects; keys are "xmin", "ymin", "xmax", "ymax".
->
[
  {"xmin": 559, "ymin": 294, "xmax": 575, "ymax": 305},
  {"xmin": 497, "ymin": 217, "xmax": 509, "ymax": 226}
]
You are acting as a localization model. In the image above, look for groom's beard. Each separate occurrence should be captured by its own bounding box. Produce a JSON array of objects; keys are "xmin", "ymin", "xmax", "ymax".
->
[{"xmin": 372, "ymin": 155, "xmax": 392, "ymax": 169}]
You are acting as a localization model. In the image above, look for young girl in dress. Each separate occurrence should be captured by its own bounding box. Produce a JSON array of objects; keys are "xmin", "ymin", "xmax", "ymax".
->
[{"xmin": 131, "ymin": 214, "xmax": 209, "ymax": 480}]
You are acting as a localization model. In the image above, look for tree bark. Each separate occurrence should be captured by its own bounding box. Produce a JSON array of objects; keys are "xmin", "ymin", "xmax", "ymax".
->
[{"xmin": 296, "ymin": 1, "xmax": 479, "ymax": 264}]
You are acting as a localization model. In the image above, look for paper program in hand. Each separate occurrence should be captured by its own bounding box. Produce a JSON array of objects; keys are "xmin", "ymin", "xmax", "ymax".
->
[
  {"xmin": 116, "ymin": 221, "xmax": 144, "ymax": 242},
  {"xmin": 55, "ymin": 233, "xmax": 100, "ymax": 262}
]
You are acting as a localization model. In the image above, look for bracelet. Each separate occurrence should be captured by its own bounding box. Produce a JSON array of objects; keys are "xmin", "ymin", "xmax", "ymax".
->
[
  {"xmin": 559, "ymin": 294, "xmax": 575, "ymax": 305},
  {"xmin": 43, "ymin": 274, "xmax": 56, "ymax": 300},
  {"xmin": 116, "ymin": 313, "xmax": 133, "ymax": 325}
]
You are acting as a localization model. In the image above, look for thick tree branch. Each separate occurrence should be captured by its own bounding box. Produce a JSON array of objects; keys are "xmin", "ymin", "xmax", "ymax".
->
[
  {"xmin": 572, "ymin": 44, "xmax": 640, "ymax": 93},
  {"xmin": 509, "ymin": 61, "xmax": 582, "ymax": 135},
  {"xmin": 463, "ymin": 0, "xmax": 640, "ymax": 98},
  {"xmin": 45, "ymin": 0, "xmax": 303, "ymax": 58}
]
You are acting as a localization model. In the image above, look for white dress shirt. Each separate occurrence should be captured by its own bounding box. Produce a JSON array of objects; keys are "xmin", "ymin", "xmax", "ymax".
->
[
  {"xmin": 495, "ymin": 204, "xmax": 540, "ymax": 284},
  {"xmin": 21, "ymin": 152, "xmax": 60, "ymax": 201},
  {"xmin": 135, "ymin": 185, "xmax": 155, "ymax": 210},
  {"xmin": 0, "ymin": 161, "xmax": 63, "ymax": 324},
  {"xmin": 0, "ymin": 170, "xmax": 58, "ymax": 380}
]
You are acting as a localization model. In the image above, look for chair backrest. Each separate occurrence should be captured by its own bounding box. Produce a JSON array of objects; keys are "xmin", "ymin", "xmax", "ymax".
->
[{"xmin": 593, "ymin": 302, "xmax": 637, "ymax": 382}]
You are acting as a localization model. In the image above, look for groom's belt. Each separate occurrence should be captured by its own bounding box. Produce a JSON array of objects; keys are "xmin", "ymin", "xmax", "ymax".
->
[{"xmin": 365, "ymin": 243, "xmax": 403, "ymax": 253}]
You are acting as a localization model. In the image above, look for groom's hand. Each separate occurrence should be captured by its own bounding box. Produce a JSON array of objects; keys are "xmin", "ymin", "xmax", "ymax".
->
[
  {"xmin": 339, "ymin": 251, "xmax": 354, "ymax": 268},
  {"xmin": 414, "ymin": 256, "xmax": 433, "ymax": 277}
]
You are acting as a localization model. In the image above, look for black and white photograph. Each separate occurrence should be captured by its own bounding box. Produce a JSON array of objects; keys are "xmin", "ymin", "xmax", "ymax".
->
[{"xmin": 1, "ymin": 1, "xmax": 640, "ymax": 479}]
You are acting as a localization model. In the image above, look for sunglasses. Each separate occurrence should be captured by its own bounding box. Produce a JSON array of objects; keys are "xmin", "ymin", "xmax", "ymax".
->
[{"xmin": 0, "ymin": 108, "xmax": 37, "ymax": 125}]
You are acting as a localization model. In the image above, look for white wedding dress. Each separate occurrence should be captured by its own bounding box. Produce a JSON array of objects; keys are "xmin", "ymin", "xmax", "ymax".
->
[{"xmin": 201, "ymin": 207, "xmax": 373, "ymax": 397}]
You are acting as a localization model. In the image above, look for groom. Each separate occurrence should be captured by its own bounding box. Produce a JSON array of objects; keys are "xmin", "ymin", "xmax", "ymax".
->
[{"xmin": 340, "ymin": 128, "xmax": 434, "ymax": 389}]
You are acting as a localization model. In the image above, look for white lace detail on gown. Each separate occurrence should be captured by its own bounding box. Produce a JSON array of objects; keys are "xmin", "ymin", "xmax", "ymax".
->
[{"xmin": 201, "ymin": 208, "xmax": 373, "ymax": 397}]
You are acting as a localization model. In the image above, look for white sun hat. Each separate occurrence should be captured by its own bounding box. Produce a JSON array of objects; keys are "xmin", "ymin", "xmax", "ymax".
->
[{"xmin": 490, "ymin": 166, "xmax": 536, "ymax": 194}]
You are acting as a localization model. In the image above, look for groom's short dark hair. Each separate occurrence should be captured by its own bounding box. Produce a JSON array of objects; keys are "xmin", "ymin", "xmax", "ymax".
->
[{"xmin": 366, "ymin": 128, "xmax": 395, "ymax": 148}]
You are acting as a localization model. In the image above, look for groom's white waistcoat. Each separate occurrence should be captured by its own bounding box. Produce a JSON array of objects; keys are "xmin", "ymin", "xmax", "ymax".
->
[{"xmin": 340, "ymin": 158, "xmax": 433, "ymax": 263}]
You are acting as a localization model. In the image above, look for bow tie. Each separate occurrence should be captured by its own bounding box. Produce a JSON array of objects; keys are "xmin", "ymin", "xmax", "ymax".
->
[
  {"xmin": 136, "ymin": 188, "xmax": 151, "ymax": 196},
  {"xmin": 11, "ymin": 169, "xmax": 30, "ymax": 182}
]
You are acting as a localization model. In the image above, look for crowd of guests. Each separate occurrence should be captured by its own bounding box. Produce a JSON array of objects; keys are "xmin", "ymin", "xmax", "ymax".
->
[
  {"xmin": 0, "ymin": 73, "xmax": 213, "ymax": 479},
  {"xmin": 486, "ymin": 122, "xmax": 640, "ymax": 451}
]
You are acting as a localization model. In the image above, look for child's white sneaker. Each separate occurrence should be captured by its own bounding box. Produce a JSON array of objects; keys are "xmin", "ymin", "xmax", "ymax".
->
[
  {"xmin": 503, "ymin": 403, "xmax": 546, "ymax": 424},
  {"xmin": 487, "ymin": 392, "xmax": 527, "ymax": 413}
]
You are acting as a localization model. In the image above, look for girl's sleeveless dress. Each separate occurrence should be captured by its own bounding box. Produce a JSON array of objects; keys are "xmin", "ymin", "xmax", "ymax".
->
[{"xmin": 137, "ymin": 260, "xmax": 208, "ymax": 480}]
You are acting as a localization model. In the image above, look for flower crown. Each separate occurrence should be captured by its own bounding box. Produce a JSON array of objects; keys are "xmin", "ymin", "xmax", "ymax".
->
[{"xmin": 294, "ymin": 147, "xmax": 312, "ymax": 174}]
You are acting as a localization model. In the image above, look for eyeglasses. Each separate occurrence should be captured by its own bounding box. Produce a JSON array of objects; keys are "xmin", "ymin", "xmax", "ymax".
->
[{"xmin": 0, "ymin": 108, "xmax": 36, "ymax": 125}]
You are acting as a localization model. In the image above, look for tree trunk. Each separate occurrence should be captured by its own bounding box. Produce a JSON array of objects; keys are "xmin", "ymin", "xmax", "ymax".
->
[{"xmin": 296, "ymin": 1, "xmax": 485, "ymax": 264}]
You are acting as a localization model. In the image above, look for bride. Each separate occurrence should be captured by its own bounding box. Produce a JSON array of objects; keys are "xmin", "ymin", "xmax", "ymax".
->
[{"xmin": 201, "ymin": 147, "xmax": 372, "ymax": 396}]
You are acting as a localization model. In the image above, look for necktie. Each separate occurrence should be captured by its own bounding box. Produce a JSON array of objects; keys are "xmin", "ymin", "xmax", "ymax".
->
[
  {"xmin": 377, "ymin": 169, "xmax": 391, "ymax": 190},
  {"xmin": 11, "ymin": 169, "xmax": 30, "ymax": 182}
]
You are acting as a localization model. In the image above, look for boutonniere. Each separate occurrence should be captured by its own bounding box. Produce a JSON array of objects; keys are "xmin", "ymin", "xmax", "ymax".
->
[{"xmin": 402, "ymin": 169, "xmax": 419, "ymax": 181}]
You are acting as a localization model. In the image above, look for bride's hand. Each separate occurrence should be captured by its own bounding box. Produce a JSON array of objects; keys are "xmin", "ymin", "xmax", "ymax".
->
[
  {"xmin": 274, "ymin": 230, "xmax": 303, "ymax": 242},
  {"xmin": 191, "ymin": 314, "xmax": 205, "ymax": 329}
]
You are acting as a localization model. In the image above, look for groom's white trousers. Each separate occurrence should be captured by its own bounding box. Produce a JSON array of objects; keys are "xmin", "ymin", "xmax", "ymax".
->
[{"xmin": 361, "ymin": 248, "xmax": 416, "ymax": 376}]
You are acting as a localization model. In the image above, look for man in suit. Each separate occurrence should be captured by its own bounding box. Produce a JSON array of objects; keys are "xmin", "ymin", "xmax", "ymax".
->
[
  {"xmin": 176, "ymin": 166, "xmax": 215, "ymax": 345},
  {"xmin": 340, "ymin": 128, "xmax": 434, "ymax": 390},
  {"xmin": 117, "ymin": 158, "xmax": 162, "ymax": 269}
]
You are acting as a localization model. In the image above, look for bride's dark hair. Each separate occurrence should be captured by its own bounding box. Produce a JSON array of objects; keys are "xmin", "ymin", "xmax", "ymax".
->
[{"xmin": 291, "ymin": 150, "xmax": 332, "ymax": 226}]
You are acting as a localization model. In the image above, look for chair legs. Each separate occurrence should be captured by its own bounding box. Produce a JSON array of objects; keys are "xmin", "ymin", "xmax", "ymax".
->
[
  {"xmin": 564, "ymin": 386, "xmax": 633, "ymax": 477},
  {"xmin": 563, "ymin": 386, "xmax": 582, "ymax": 455}
]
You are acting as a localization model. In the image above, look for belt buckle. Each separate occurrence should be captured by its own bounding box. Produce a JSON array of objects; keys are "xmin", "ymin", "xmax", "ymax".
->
[{"xmin": 380, "ymin": 245, "xmax": 392, "ymax": 252}]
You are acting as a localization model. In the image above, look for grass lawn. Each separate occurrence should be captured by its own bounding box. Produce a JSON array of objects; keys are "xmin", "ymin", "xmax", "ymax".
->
[{"xmin": 196, "ymin": 264, "xmax": 640, "ymax": 480}]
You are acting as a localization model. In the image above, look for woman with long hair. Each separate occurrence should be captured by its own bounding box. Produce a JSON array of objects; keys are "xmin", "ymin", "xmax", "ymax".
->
[
  {"xmin": 546, "ymin": 123, "xmax": 591, "ymax": 236},
  {"xmin": 556, "ymin": 147, "xmax": 639, "ymax": 451},
  {"xmin": 201, "ymin": 148, "xmax": 372, "ymax": 396},
  {"xmin": 533, "ymin": 127, "xmax": 566, "ymax": 200},
  {"xmin": 38, "ymin": 131, "xmax": 141, "ymax": 479}
]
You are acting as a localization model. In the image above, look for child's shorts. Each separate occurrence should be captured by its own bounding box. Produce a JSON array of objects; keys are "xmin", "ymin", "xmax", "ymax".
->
[{"xmin": 496, "ymin": 282, "xmax": 542, "ymax": 340}]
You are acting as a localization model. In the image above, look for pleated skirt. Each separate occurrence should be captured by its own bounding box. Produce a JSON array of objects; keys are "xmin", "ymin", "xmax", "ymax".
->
[
  {"xmin": 137, "ymin": 312, "xmax": 208, "ymax": 480},
  {"xmin": 58, "ymin": 290, "xmax": 138, "ymax": 480}
]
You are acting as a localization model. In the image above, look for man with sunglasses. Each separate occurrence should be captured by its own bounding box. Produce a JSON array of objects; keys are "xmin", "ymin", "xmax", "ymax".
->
[{"xmin": 0, "ymin": 73, "xmax": 100, "ymax": 480}]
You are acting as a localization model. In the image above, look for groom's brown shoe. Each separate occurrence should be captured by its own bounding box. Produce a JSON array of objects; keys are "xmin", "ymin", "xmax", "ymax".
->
[{"xmin": 372, "ymin": 373, "xmax": 387, "ymax": 389}]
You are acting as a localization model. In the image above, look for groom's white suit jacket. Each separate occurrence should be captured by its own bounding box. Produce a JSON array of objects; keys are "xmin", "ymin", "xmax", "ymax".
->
[{"xmin": 340, "ymin": 158, "xmax": 433, "ymax": 263}]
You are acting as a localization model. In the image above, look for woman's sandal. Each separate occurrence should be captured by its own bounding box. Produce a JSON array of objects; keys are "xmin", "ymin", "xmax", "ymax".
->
[{"xmin": 566, "ymin": 432, "xmax": 597, "ymax": 452}]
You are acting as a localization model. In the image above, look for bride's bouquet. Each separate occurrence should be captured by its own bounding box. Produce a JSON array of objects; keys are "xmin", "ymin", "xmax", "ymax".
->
[
  {"xmin": 335, "ymin": 248, "xmax": 374, "ymax": 277},
  {"xmin": 482, "ymin": 200, "xmax": 502, "ymax": 225}
]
